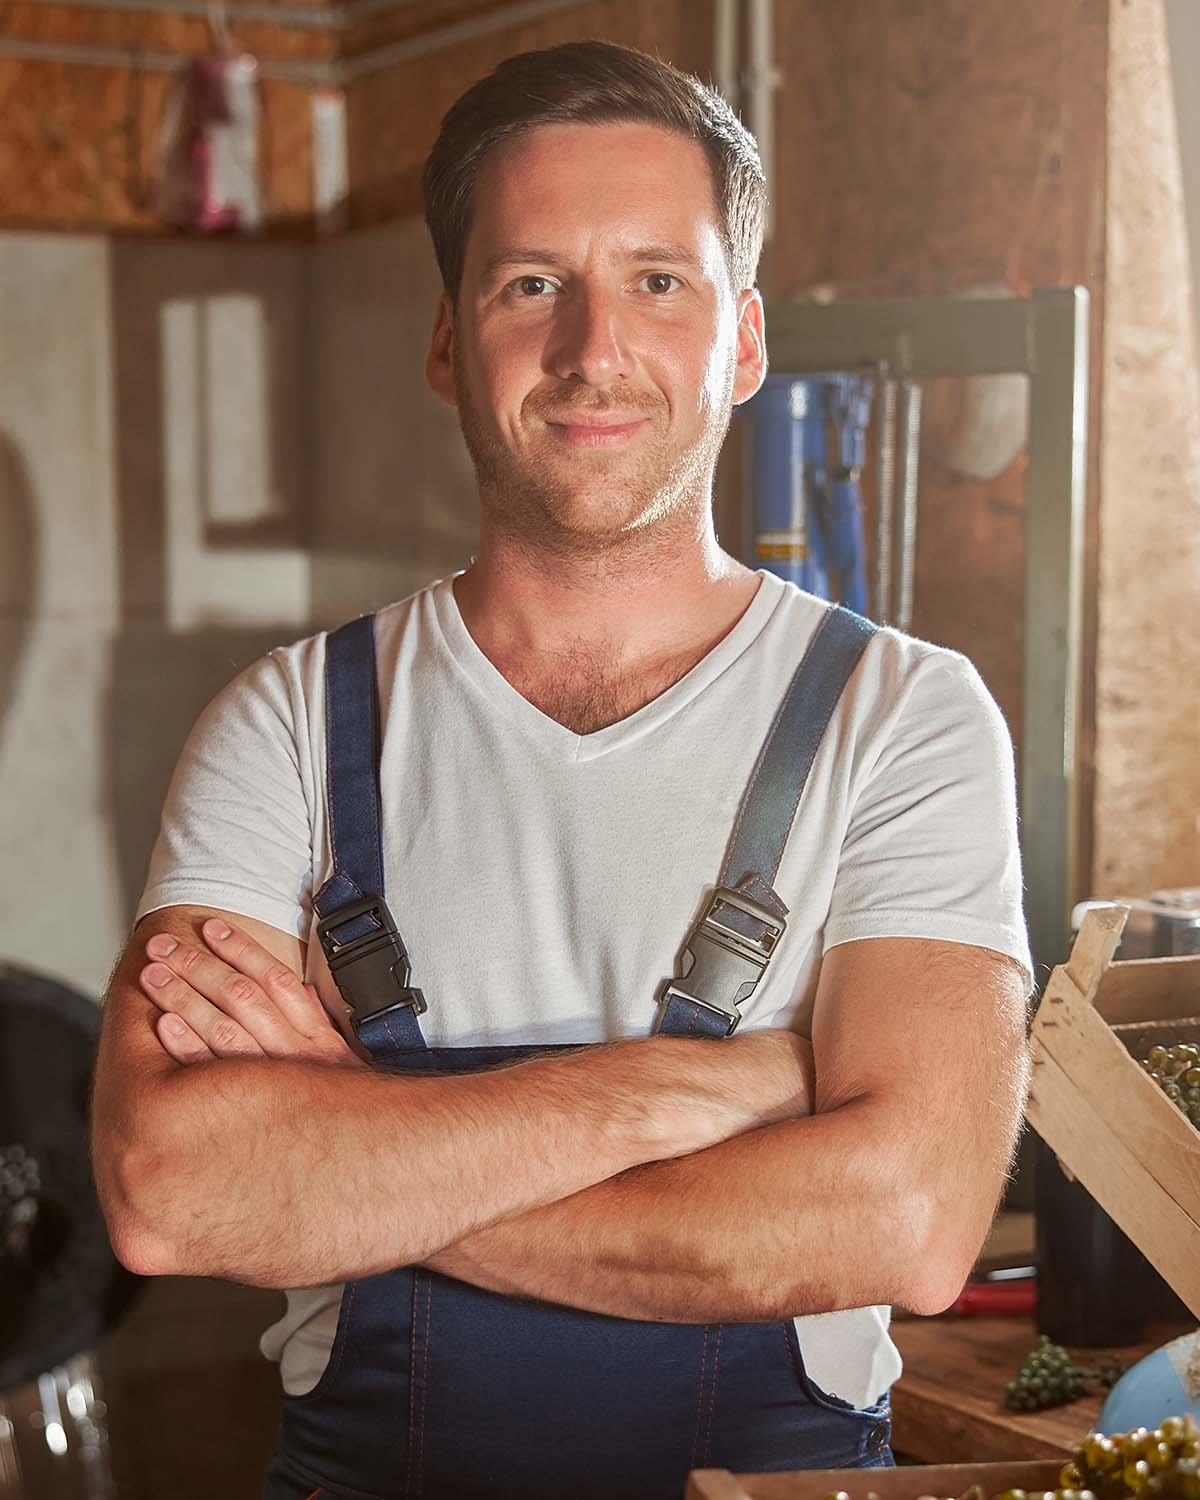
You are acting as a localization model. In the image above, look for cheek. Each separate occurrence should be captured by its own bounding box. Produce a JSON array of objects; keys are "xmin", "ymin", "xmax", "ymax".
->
[{"xmin": 697, "ymin": 336, "xmax": 736, "ymax": 413}]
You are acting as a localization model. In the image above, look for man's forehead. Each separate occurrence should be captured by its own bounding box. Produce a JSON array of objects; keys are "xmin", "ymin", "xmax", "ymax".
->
[{"xmin": 467, "ymin": 122, "xmax": 723, "ymax": 278}]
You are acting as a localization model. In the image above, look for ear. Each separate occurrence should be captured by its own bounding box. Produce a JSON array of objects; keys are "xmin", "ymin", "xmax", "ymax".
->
[
  {"xmin": 731, "ymin": 287, "xmax": 768, "ymax": 407},
  {"xmin": 425, "ymin": 292, "xmax": 457, "ymax": 407}
]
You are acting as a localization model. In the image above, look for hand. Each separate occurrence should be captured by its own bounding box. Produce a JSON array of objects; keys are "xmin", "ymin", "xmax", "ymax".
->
[
  {"xmin": 620, "ymin": 1026, "xmax": 816, "ymax": 1162},
  {"xmin": 721, "ymin": 1028, "xmax": 816, "ymax": 1127},
  {"xmin": 138, "ymin": 918, "xmax": 368, "ymax": 1069}
]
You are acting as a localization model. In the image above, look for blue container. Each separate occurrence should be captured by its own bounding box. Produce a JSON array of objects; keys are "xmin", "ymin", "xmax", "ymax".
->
[{"xmin": 741, "ymin": 373, "xmax": 870, "ymax": 612}]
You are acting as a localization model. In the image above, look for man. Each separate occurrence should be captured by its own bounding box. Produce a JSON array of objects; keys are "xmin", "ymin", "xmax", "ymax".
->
[{"xmin": 91, "ymin": 39, "xmax": 1033, "ymax": 1500}]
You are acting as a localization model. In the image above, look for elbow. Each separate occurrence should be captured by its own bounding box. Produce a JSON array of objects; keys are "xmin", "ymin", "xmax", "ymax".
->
[
  {"xmin": 890, "ymin": 1186, "xmax": 971, "ymax": 1317},
  {"xmin": 92, "ymin": 1133, "xmax": 178, "ymax": 1278}
]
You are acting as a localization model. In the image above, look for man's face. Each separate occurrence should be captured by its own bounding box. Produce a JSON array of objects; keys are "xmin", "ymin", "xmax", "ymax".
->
[{"xmin": 426, "ymin": 121, "xmax": 766, "ymax": 556}]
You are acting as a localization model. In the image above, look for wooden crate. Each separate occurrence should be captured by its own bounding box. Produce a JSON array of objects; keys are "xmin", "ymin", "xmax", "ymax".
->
[
  {"xmin": 686, "ymin": 1459, "xmax": 1063, "ymax": 1500},
  {"xmin": 1026, "ymin": 904, "xmax": 1200, "ymax": 1318}
]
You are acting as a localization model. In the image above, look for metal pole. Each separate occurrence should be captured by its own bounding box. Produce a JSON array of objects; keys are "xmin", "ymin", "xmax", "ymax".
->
[
  {"xmin": 894, "ymin": 377, "xmax": 922, "ymax": 633},
  {"xmin": 872, "ymin": 367, "xmax": 896, "ymax": 624}
]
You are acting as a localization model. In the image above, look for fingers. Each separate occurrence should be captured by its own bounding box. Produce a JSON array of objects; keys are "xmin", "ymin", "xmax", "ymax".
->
[
  {"xmin": 140, "ymin": 951, "xmax": 268, "ymax": 1057},
  {"xmin": 197, "ymin": 919, "xmax": 337, "ymax": 1042},
  {"xmin": 156, "ymin": 1011, "xmax": 215, "ymax": 1066},
  {"xmin": 137, "ymin": 920, "xmax": 362, "ymax": 1066},
  {"xmin": 140, "ymin": 927, "xmax": 299, "ymax": 1058}
]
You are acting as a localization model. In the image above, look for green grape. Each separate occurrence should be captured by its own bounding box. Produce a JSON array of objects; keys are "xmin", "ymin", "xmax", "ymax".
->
[{"xmin": 1138, "ymin": 1040, "xmax": 1200, "ymax": 1135}]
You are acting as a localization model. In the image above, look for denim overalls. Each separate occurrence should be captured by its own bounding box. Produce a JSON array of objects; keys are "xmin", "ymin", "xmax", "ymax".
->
[{"xmin": 263, "ymin": 603, "xmax": 893, "ymax": 1500}]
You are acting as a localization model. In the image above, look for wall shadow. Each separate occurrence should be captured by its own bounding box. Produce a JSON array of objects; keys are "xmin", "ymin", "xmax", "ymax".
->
[
  {"xmin": 0, "ymin": 431, "xmax": 36, "ymax": 745},
  {"xmin": 106, "ymin": 237, "xmax": 315, "ymax": 931}
]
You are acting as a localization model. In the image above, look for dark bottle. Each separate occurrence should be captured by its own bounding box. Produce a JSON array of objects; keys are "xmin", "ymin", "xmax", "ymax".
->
[{"xmin": 1033, "ymin": 1135, "xmax": 1188, "ymax": 1347}]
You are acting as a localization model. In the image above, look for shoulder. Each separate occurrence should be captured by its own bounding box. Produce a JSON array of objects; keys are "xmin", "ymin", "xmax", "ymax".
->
[
  {"xmin": 229, "ymin": 577, "xmax": 448, "ymax": 715},
  {"xmin": 758, "ymin": 579, "xmax": 1002, "ymax": 741}
]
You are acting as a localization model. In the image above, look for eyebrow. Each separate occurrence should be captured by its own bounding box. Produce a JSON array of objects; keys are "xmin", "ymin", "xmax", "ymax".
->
[{"xmin": 479, "ymin": 242, "xmax": 704, "ymax": 288}]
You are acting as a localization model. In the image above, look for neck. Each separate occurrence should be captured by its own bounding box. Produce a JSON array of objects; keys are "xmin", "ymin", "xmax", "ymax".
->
[{"xmin": 453, "ymin": 510, "xmax": 759, "ymax": 670}]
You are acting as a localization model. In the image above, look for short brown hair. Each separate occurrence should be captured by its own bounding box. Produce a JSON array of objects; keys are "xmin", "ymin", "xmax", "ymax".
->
[{"xmin": 422, "ymin": 39, "xmax": 767, "ymax": 307}]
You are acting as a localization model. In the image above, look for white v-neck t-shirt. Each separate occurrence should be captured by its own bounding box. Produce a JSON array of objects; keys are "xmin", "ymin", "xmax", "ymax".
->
[{"xmin": 135, "ymin": 569, "xmax": 1033, "ymax": 1411}]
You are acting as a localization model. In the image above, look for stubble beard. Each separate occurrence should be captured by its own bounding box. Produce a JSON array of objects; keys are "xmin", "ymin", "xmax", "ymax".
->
[{"xmin": 451, "ymin": 337, "xmax": 735, "ymax": 566}]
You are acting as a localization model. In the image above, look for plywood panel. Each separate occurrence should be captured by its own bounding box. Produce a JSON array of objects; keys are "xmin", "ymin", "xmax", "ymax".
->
[
  {"xmin": 346, "ymin": 0, "xmax": 716, "ymax": 228},
  {"xmin": 0, "ymin": 1, "xmax": 322, "ymax": 231},
  {"xmin": 765, "ymin": 0, "xmax": 1108, "ymax": 899},
  {"xmin": 1097, "ymin": 0, "xmax": 1200, "ymax": 896}
]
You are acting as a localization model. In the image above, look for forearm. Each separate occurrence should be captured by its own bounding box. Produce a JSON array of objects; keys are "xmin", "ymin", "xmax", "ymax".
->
[
  {"xmin": 425, "ymin": 1095, "xmax": 934, "ymax": 1321},
  {"xmin": 115, "ymin": 1039, "xmax": 676, "ymax": 1288},
  {"xmin": 97, "ymin": 914, "xmax": 816, "ymax": 1292}
]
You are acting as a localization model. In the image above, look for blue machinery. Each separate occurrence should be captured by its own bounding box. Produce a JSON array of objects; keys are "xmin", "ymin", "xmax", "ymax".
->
[
  {"xmin": 737, "ymin": 289, "xmax": 1089, "ymax": 984},
  {"xmin": 741, "ymin": 369, "xmax": 922, "ymax": 628}
]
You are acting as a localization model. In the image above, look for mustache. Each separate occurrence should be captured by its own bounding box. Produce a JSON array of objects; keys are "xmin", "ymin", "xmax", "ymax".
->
[{"xmin": 533, "ymin": 403, "xmax": 655, "ymax": 424}]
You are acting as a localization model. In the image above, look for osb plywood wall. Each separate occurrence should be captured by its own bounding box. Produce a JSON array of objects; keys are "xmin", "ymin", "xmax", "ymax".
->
[
  {"xmin": 764, "ymin": 0, "xmax": 1109, "ymax": 898},
  {"xmin": 345, "ymin": 0, "xmax": 715, "ymax": 225},
  {"xmin": 1097, "ymin": 0, "xmax": 1200, "ymax": 895},
  {"xmin": 0, "ymin": 0, "xmax": 713, "ymax": 233},
  {"xmin": 0, "ymin": 0, "xmax": 326, "ymax": 230}
]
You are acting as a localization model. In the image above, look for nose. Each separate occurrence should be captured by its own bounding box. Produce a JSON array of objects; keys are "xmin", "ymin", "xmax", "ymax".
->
[{"xmin": 547, "ymin": 283, "xmax": 635, "ymax": 387}]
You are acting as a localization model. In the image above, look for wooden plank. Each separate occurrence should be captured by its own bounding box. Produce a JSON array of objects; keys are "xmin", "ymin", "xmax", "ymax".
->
[
  {"xmin": 1094, "ymin": 955, "xmax": 1200, "ymax": 1024},
  {"xmin": 891, "ymin": 1315, "xmax": 1110, "ymax": 1461},
  {"xmin": 687, "ymin": 1472, "xmax": 756, "ymax": 1500},
  {"xmin": 714, "ymin": 1462, "xmax": 1063, "ymax": 1500},
  {"xmin": 1027, "ymin": 1048, "xmax": 1200, "ymax": 1315},
  {"xmin": 1031, "ymin": 979, "xmax": 1200, "ymax": 1223},
  {"xmin": 1065, "ymin": 907, "xmax": 1127, "ymax": 999}
]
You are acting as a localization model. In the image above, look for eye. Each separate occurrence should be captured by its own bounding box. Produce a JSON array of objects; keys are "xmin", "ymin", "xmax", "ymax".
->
[
  {"xmin": 638, "ymin": 272, "xmax": 683, "ymax": 295},
  {"xmin": 508, "ymin": 275, "xmax": 559, "ymax": 299}
]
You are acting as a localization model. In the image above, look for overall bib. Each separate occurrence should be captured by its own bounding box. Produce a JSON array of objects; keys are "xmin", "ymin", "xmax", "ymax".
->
[{"xmin": 264, "ymin": 603, "xmax": 892, "ymax": 1500}]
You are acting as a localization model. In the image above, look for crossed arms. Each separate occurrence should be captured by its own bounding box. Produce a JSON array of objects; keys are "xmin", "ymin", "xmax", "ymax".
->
[{"xmin": 90, "ymin": 903, "xmax": 1031, "ymax": 1322}]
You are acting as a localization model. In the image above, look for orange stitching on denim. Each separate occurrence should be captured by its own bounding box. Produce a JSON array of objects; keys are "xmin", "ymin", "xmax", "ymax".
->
[
  {"xmin": 781, "ymin": 1319, "xmax": 798, "ymax": 1378},
  {"xmin": 303, "ymin": 1489, "xmax": 323, "ymax": 1499},
  {"xmin": 417, "ymin": 1271, "xmax": 432, "ymax": 1496},
  {"xmin": 691, "ymin": 1325, "xmax": 710, "ymax": 1469},
  {"xmin": 405, "ymin": 1273, "xmax": 420, "ymax": 1500},
  {"xmin": 702, "ymin": 1324, "xmax": 724, "ymax": 1465}
]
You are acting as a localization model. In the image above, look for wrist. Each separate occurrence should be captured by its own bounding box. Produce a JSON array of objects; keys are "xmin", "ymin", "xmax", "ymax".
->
[{"xmin": 556, "ymin": 1037, "xmax": 688, "ymax": 1168}]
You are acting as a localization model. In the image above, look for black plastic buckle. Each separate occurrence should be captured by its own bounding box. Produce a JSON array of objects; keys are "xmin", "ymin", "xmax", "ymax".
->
[
  {"xmin": 661, "ymin": 887, "xmax": 786, "ymax": 1036},
  {"xmin": 315, "ymin": 896, "xmax": 427, "ymax": 1027}
]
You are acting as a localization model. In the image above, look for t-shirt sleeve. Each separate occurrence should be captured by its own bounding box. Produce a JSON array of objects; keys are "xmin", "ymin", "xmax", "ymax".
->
[
  {"xmin": 822, "ymin": 647, "xmax": 1034, "ymax": 994},
  {"xmin": 134, "ymin": 649, "xmax": 316, "ymax": 940}
]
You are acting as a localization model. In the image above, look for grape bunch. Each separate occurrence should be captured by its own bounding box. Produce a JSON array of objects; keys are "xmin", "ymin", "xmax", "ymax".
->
[
  {"xmin": 1004, "ymin": 1335, "xmax": 1094, "ymax": 1411},
  {"xmin": 819, "ymin": 1412, "xmax": 1200, "ymax": 1500},
  {"xmin": 0, "ymin": 1142, "xmax": 41, "ymax": 1261},
  {"xmin": 1059, "ymin": 1414, "xmax": 1200, "ymax": 1500},
  {"xmin": 1139, "ymin": 1042, "xmax": 1200, "ymax": 1129}
]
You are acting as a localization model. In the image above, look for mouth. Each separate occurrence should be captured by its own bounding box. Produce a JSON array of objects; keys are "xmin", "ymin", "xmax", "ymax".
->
[{"xmin": 546, "ymin": 418, "xmax": 648, "ymax": 448}]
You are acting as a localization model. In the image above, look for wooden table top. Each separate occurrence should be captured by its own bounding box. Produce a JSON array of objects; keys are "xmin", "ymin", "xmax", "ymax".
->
[{"xmin": 890, "ymin": 1314, "xmax": 1194, "ymax": 1462}]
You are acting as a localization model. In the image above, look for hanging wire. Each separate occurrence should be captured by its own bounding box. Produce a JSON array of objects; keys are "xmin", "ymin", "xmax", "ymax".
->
[{"xmin": 206, "ymin": 0, "xmax": 232, "ymax": 54}]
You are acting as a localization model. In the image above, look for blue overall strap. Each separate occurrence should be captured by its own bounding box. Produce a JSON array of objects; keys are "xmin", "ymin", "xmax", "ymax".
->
[
  {"xmin": 658, "ymin": 604, "xmax": 877, "ymax": 1038},
  {"xmin": 312, "ymin": 614, "xmax": 428, "ymax": 1054}
]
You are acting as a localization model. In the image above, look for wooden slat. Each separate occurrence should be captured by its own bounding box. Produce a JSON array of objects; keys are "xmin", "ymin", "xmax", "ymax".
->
[
  {"xmin": 889, "ymin": 1313, "xmax": 1176, "ymax": 1462},
  {"xmin": 1031, "ymin": 976, "xmax": 1200, "ymax": 1222},
  {"xmin": 1094, "ymin": 955, "xmax": 1200, "ymax": 1023},
  {"xmin": 686, "ymin": 1471, "xmax": 756, "ymax": 1500},
  {"xmin": 892, "ymin": 1315, "xmax": 1096, "ymax": 1460},
  {"xmin": 1064, "ymin": 907, "xmax": 1127, "ymax": 999},
  {"xmin": 1027, "ymin": 1047, "xmax": 1200, "ymax": 1315},
  {"xmin": 705, "ymin": 1461, "xmax": 1063, "ymax": 1500}
]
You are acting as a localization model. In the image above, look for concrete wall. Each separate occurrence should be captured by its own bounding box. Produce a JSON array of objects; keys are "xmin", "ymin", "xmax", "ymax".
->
[
  {"xmin": 0, "ymin": 235, "xmax": 124, "ymax": 997},
  {"xmin": 0, "ymin": 223, "xmax": 475, "ymax": 1001}
]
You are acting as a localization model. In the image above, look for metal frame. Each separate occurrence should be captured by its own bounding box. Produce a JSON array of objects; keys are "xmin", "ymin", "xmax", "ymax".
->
[{"xmin": 760, "ymin": 288, "xmax": 1089, "ymax": 983}]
